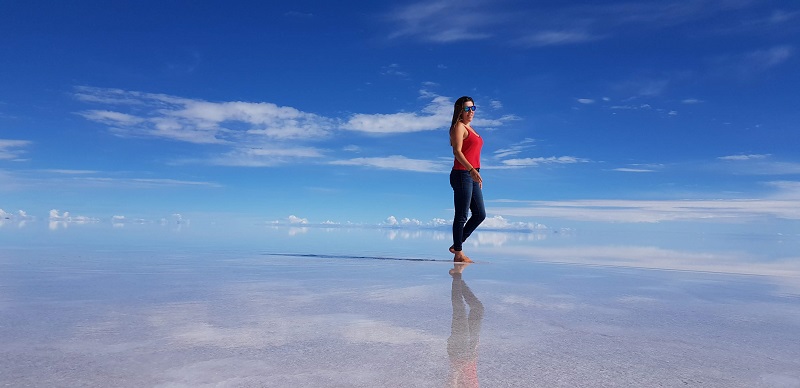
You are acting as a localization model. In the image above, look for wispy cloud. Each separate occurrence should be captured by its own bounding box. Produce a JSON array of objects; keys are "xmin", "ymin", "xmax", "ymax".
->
[
  {"xmin": 38, "ymin": 169, "xmax": 99, "ymax": 175},
  {"xmin": 767, "ymin": 181, "xmax": 800, "ymax": 199},
  {"xmin": 76, "ymin": 87, "xmax": 335, "ymax": 145},
  {"xmin": 742, "ymin": 45, "xmax": 794, "ymax": 71},
  {"xmin": 0, "ymin": 139, "xmax": 31, "ymax": 161},
  {"xmin": 206, "ymin": 147, "xmax": 325, "ymax": 167},
  {"xmin": 501, "ymin": 156, "xmax": 589, "ymax": 168},
  {"xmin": 716, "ymin": 154, "xmax": 800, "ymax": 175},
  {"xmin": 494, "ymin": 138, "xmax": 536, "ymax": 159},
  {"xmin": 387, "ymin": 1, "xmax": 765, "ymax": 47},
  {"xmin": 613, "ymin": 168, "xmax": 655, "ymax": 173},
  {"xmin": 330, "ymin": 155, "xmax": 446, "ymax": 173},
  {"xmin": 515, "ymin": 30, "xmax": 602, "ymax": 47},
  {"xmin": 387, "ymin": 0, "xmax": 497, "ymax": 43},
  {"xmin": 380, "ymin": 63, "xmax": 409, "ymax": 78},
  {"xmin": 76, "ymin": 88, "xmax": 515, "ymax": 171},
  {"xmin": 78, "ymin": 177, "xmax": 221, "ymax": 188},
  {"xmin": 711, "ymin": 45, "xmax": 794, "ymax": 78}
]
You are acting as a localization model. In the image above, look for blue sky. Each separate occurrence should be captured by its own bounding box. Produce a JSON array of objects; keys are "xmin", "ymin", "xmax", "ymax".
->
[{"xmin": 1, "ymin": 0, "xmax": 799, "ymax": 230}]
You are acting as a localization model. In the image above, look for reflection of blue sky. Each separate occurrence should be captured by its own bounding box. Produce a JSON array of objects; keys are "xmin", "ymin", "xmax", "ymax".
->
[{"xmin": 2, "ymin": 243, "xmax": 799, "ymax": 386}]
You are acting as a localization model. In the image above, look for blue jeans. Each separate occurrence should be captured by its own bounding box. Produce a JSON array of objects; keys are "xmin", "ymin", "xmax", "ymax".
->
[{"xmin": 450, "ymin": 169, "xmax": 486, "ymax": 252}]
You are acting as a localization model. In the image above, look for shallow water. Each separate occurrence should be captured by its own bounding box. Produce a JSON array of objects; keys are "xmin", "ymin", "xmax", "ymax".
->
[{"xmin": 1, "ymin": 223, "xmax": 799, "ymax": 387}]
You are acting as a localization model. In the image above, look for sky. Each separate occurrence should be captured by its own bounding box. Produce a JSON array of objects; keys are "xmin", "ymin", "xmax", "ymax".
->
[{"xmin": 1, "ymin": 0, "xmax": 799, "ymax": 232}]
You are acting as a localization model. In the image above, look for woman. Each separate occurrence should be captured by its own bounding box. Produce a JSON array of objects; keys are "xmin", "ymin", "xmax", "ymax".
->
[{"xmin": 449, "ymin": 96, "xmax": 486, "ymax": 263}]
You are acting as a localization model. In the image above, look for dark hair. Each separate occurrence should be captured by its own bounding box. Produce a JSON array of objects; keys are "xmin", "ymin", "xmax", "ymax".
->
[
  {"xmin": 449, "ymin": 96, "xmax": 474, "ymax": 145},
  {"xmin": 450, "ymin": 96, "xmax": 474, "ymax": 131}
]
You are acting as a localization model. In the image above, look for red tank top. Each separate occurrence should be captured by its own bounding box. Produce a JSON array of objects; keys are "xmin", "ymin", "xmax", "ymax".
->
[{"xmin": 453, "ymin": 128, "xmax": 483, "ymax": 170}]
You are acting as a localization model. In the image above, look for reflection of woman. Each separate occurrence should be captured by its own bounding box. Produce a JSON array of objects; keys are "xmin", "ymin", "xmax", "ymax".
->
[
  {"xmin": 447, "ymin": 265, "xmax": 484, "ymax": 388},
  {"xmin": 449, "ymin": 96, "xmax": 486, "ymax": 263}
]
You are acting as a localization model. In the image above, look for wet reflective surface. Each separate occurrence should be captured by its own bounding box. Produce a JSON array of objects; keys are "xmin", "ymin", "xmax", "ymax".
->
[{"xmin": 1, "ymin": 224, "xmax": 799, "ymax": 387}]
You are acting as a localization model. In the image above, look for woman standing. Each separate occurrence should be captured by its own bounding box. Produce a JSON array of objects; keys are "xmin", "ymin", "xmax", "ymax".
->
[{"xmin": 449, "ymin": 96, "xmax": 486, "ymax": 263}]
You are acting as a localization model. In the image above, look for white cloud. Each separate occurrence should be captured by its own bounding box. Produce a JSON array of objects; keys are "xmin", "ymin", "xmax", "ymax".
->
[
  {"xmin": 288, "ymin": 215, "xmax": 308, "ymax": 224},
  {"xmin": 399, "ymin": 217, "xmax": 421, "ymax": 226},
  {"xmin": 208, "ymin": 147, "xmax": 325, "ymax": 167},
  {"xmin": 0, "ymin": 139, "xmax": 31, "ymax": 161},
  {"xmin": 613, "ymin": 168, "xmax": 655, "ymax": 173},
  {"xmin": 577, "ymin": 98, "xmax": 595, "ymax": 104},
  {"xmin": 430, "ymin": 218, "xmax": 448, "ymax": 227},
  {"xmin": 341, "ymin": 95, "xmax": 451, "ymax": 134},
  {"xmin": 718, "ymin": 154, "xmax": 770, "ymax": 161},
  {"xmin": 331, "ymin": 155, "xmax": 446, "ymax": 173},
  {"xmin": 682, "ymin": 98, "xmax": 704, "ymax": 104},
  {"xmin": 480, "ymin": 215, "xmax": 547, "ymax": 231},
  {"xmin": 384, "ymin": 216, "xmax": 398, "ymax": 226},
  {"xmin": 79, "ymin": 110, "xmax": 144, "ymax": 126},
  {"xmin": 490, "ymin": 100, "xmax": 503, "ymax": 109},
  {"xmin": 76, "ymin": 87, "xmax": 335, "ymax": 144},
  {"xmin": 501, "ymin": 156, "xmax": 589, "ymax": 167}
]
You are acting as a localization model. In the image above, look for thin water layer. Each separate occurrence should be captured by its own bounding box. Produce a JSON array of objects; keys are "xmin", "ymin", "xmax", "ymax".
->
[{"xmin": 1, "ymin": 226, "xmax": 799, "ymax": 387}]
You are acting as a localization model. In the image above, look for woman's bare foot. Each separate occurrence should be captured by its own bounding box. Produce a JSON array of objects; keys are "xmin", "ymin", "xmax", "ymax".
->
[
  {"xmin": 449, "ymin": 263, "xmax": 471, "ymax": 276},
  {"xmin": 449, "ymin": 245, "xmax": 456, "ymax": 254},
  {"xmin": 453, "ymin": 251, "xmax": 474, "ymax": 263}
]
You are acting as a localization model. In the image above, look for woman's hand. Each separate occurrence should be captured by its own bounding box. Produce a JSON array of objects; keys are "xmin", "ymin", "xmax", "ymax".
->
[{"xmin": 470, "ymin": 168, "xmax": 482, "ymax": 189}]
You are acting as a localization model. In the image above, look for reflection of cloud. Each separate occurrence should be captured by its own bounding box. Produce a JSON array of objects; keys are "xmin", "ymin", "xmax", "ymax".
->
[
  {"xmin": 48, "ymin": 209, "xmax": 100, "ymax": 229},
  {"xmin": 288, "ymin": 227, "xmax": 309, "ymax": 236},
  {"xmin": 366, "ymin": 285, "xmax": 437, "ymax": 304},
  {"xmin": 500, "ymin": 295, "xmax": 575, "ymax": 311},
  {"xmin": 0, "ymin": 208, "xmax": 32, "ymax": 228},
  {"xmin": 487, "ymin": 245, "xmax": 800, "ymax": 278},
  {"xmin": 344, "ymin": 319, "xmax": 438, "ymax": 345},
  {"xmin": 491, "ymin": 198, "xmax": 800, "ymax": 222},
  {"xmin": 112, "ymin": 215, "xmax": 126, "ymax": 228}
]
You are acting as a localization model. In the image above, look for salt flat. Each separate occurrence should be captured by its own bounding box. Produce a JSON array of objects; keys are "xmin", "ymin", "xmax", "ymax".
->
[{"xmin": 1, "ymin": 225, "xmax": 799, "ymax": 387}]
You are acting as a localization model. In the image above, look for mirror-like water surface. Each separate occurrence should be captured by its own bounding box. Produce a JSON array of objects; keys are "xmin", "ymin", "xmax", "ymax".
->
[{"xmin": 1, "ymin": 224, "xmax": 798, "ymax": 387}]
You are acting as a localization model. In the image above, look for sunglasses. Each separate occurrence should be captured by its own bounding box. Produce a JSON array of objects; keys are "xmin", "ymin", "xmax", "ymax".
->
[{"xmin": 463, "ymin": 106, "xmax": 477, "ymax": 112}]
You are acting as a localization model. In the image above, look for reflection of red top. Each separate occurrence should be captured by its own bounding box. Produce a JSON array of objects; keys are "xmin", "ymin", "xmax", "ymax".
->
[
  {"xmin": 451, "ymin": 359, "xmax": 479, "ymax": 388},
  {"xmin": 453, "ymin": 129, "xmax": 483, "ymax": 171}
]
